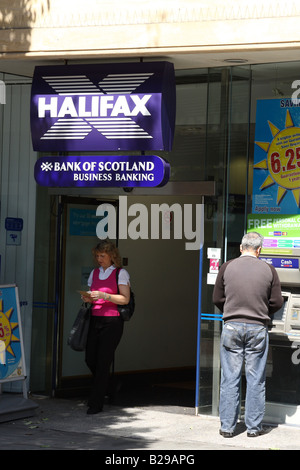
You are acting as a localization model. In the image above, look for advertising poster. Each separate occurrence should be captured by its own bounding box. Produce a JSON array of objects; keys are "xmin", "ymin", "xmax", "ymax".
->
[
  {"xmin": 247, "ymin": 213, "xmax": 300, "ymax": 255},
  {"xmin": 252, "ymin": 99, "xmax": 300, "ymax": 214},
  {"xmin": 0, "ymin": 285, "xmax": 26, "ymax": 383}
]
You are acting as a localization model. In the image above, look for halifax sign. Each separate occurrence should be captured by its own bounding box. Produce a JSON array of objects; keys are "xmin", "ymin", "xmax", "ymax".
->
[{"xmin": 30, "ymin": 62, "xmax": 176, "ymax": 152}]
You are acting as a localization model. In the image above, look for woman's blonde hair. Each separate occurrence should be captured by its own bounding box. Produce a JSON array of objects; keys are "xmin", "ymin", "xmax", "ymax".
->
[{"xmin": 92, "ymin": 240, "xmax": 122, "ymax": 268}]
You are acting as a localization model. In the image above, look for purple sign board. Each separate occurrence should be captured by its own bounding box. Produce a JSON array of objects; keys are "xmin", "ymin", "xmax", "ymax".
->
[
  {"xmin": 260, "ymin": 257, "xmax": 299, "ymax": 269},
  {"xmin": 30, "ymin": 62, "xmax": 175, "ymax": 152},
  {"xmin": 34, "ymin": 155, "xmax": 170, "ymax": 188}
]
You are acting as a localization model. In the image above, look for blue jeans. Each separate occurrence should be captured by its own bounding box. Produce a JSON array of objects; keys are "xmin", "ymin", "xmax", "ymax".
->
[{"xmin": 219, "ymin": 322, "xmax": 269, "ymax": 433}]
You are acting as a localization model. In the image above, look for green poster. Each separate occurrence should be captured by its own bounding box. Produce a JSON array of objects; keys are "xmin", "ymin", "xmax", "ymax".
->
[{"xmin": 247, "ymin": 214, "xmax": 300, "ymax": 254}]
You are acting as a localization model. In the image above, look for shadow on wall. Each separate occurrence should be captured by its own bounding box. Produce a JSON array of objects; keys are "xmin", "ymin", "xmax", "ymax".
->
[{"xmin": 0, "ymin": 0, "xmax": 51, "ymax": 56}]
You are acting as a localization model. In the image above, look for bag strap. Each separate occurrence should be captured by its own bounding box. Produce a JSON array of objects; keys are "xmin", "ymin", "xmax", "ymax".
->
[{"xmin": 116, "ymin": 268, "xmax": 120, "ymax": 294}]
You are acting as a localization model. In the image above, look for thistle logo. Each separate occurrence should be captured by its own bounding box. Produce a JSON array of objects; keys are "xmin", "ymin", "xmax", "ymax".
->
[{"xmin": 30, "ymin": 62, "xmax": 176, "ymax": 152}]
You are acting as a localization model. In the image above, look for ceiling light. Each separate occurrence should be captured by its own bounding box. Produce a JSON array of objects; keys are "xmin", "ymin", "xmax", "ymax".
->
[{"xmin": 223, "ymin": 59, "xmax": 248, "ymax": 64}]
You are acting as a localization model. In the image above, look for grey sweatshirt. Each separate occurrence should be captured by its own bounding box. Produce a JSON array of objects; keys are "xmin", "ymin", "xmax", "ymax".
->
[{"xmin": 213, "ymin": 254, "xmax": 283, "ymax": 325}]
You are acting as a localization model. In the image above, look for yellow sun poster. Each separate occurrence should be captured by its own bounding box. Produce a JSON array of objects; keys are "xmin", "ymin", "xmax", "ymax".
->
[
  {"xmin": 0, "ymin": 285, "xmax": 26, "ymax": 383},
  {"xmin": 253, "ymin": 99, "xmax": 300, "ymax": 214}
]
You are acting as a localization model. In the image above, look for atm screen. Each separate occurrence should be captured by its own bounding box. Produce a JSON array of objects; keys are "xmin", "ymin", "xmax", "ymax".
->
[
  {"xmin": 273, "ymin": 302, "xmax": 286, "ymax": 321},
  {"xmin": 273, "ymin": 294, "xmax": 289, "ymax": 322}
]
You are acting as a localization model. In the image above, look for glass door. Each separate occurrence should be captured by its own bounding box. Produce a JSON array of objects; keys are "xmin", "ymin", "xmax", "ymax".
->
[
  {"xmin": 196, "ymin": 66, "xmax": 252, "ymax": 416},
  {"xmin": 56, "ymin": 197, "xmax": 117, "ymax": 395}
]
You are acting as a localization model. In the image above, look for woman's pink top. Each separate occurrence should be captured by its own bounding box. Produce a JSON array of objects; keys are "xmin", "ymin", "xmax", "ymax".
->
[{"xmin": 91, "ymin": 268, "xmax": 119, "ymax": 317}]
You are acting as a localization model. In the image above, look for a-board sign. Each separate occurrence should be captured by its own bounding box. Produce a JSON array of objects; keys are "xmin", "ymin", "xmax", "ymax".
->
[{"xmin": 0, "ymin": 285, "xmax": 26, "ymax": 384}]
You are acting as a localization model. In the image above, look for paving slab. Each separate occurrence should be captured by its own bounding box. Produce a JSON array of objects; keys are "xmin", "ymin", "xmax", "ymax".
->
[{"xmin": 0, "ymin": 396, "xmax": 299, "ymax": 451}]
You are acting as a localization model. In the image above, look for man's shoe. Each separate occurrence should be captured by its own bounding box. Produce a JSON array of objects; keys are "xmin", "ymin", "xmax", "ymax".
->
[
  {"xmin": 219, "ymin": 429, "xmax": 234, "ymax": 438},
  {"xmin": 247, "ymin": 427, "xmax": 271, "ymax": 437}
]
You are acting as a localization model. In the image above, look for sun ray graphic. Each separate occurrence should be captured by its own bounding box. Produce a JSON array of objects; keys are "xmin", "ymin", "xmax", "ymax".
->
[
  {"xmin": 254, "ymin": 110, "xmax": 300, "ymax": 208},
  {"xmin": 0, "ymin": 299, "xmax": 19, "ymax": 359}
]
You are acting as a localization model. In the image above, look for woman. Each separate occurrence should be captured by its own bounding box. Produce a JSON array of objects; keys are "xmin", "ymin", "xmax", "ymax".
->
[{"xmin": 82, "ymin": 240, "xmax": 130, "ymax": 414}]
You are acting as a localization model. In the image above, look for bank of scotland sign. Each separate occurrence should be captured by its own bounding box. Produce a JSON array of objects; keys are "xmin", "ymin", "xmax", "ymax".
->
[{"xmin": 30, "ymin": 62, "xmax": 175, "ymax": 152}]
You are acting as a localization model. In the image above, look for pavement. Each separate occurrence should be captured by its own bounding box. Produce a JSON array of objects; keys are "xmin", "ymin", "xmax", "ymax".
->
[{"xmin": 0, "ymin": 394, "xmax": 300, "ymax": 452}]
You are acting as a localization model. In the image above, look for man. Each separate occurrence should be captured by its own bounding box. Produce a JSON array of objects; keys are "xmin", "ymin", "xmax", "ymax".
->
[{"xmin": 213, "ymin": 232, "xmax": 283, "ymax": 438}]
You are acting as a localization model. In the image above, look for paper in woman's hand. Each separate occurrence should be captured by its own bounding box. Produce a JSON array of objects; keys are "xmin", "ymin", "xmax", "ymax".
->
[{"xmin": 78, "ymin": 290, "xmax": 93, "ymax": 300}]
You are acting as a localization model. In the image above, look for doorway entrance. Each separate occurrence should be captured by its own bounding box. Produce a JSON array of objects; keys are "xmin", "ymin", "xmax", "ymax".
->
[
  {"xmin": 31, "ymin": 179, "xmax": 216, "ymax": 409},
  {"xmin": 53, "ymin": 193, "xmax": 202, "ymax": 405}
]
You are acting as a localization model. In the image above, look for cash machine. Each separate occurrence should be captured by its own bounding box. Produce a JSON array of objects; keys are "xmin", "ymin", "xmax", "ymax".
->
[
  {"xmin": 247, "ymin": 217, "xmax": 300, "ymax": 341},
  {"xmin": 266, "ymin": 265, "xmax": 300, "ymax": 342},
  {"xmin": 247, "ymin": 214, "xmax": 300, "ymax": 407}
]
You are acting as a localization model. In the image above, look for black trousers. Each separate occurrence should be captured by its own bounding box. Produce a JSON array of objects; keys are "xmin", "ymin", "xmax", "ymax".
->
[{"xmin": 85, "ymin": 315, "xmax": 124, "ymax": 410}]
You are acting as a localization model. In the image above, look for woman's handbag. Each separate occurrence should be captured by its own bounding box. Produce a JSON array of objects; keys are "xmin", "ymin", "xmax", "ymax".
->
[
  {"xmin": 116, "ymin": 269, "xmax": 135, "ymax": 321},
  {"xmin": 67, "ymin": 302, "xmax": 91, "ymax": 351}
]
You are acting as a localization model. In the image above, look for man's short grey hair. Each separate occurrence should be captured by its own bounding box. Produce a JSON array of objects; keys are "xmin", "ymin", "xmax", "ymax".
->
[{"xmin": 241, "ymin": 232, "xmax": 264, "ymax": 251}]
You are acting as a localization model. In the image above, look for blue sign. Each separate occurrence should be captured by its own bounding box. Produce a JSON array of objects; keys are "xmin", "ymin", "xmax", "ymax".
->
[
  {"xmin": 260, "ymin": 257, "xmax": 299, "ymax": 269},
  {"xmin": 5, "ymin": 218, "xmax": 23, "ymax": 231},
  {"xmin": 30, "ymin": 62, "xmax": 176, "ymax": 152},
  {"xmin": 34, "ymin": 155, "xmax": 170, "ymax": 188},
  {"xmin": 69, "ymin": 209, "xmax": 99, "ymax": 236}
]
